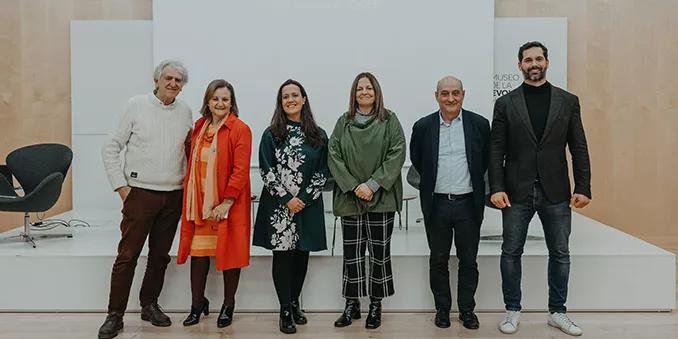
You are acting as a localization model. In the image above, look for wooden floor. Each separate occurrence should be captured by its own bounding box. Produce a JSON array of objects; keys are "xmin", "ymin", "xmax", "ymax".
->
[
  {"xmin": 3, "ymin": 236, "xmax": 677, "ymax": 339},
  {"xmin": 2, "ymin": 311, "xmax": 678, "ymax": 339}
]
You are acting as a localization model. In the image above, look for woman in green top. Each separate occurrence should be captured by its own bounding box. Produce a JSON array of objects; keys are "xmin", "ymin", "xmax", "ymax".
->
[
  {"xmin": 253, "ymin": 79, "xmax": 329, "ymax": 334},
  {"xmin": 328, "ymin": 72, "xmax": 406, "ymax": 330}
]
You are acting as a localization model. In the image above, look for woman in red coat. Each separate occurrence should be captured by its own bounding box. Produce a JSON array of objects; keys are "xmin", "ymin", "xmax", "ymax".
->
[{"xmin": 177, "ymin": 79, "xmax": 252, "ymax": 328}]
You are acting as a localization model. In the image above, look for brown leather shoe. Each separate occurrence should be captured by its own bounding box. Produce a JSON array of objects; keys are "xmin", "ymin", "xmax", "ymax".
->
[
  {"xmin": 98, "ymin": 313, "xmax": 123, "ymax": 339},
  {"xmin": 141, "ymin": 303, "xmax": 171, "ymax": 327}
]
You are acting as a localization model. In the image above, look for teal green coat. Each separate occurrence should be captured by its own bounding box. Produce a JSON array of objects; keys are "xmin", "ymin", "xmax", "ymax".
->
[{"xmin": 328, "ymin": 110, "xmax": 406, "ymax": 217}]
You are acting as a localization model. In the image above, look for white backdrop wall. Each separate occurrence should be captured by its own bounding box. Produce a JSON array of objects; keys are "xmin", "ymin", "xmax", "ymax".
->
[
  {"xmin": 71, "ymin": 21, "xmax": 155, "ymax": 134},
  {"xmin": 152, "ymin": 0, "xmax": 496, "ymax": 165}
]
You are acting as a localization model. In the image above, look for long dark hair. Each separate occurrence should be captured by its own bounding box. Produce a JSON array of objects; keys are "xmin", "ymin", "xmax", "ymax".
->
[
  {"xmin": 268, "ymin": 79, "xmax": 325, "ymax": 148},
  {"xmin": 199, "ymin": 79, "xmax": 239, "ymax": 119},
  {"xmin": 347, "ymin": 72, "xmax": 387, "ymax": 121}
]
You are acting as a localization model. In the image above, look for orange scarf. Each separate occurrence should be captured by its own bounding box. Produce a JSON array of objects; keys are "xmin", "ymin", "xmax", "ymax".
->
[{"xmin": 185, "ymin": 118, "xmax": 223, "ymax": 225}]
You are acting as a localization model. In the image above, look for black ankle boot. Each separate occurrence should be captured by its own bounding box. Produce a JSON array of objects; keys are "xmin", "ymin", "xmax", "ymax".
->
[
  {"xmin": 183, "ymin": 298, "xmax": 209, "ymax": 326},
  {"xmin": 217, "ymin": 303, "xmax": 234, "ymax": 328},
  {"xmin": 365, "ymin": 298, "xmax": 382, "ymax": 329},
  {"xmin": 334, "ymin": 298, "xmax": 361, "ymax": 327},
  {"xmin": 279, "ymin": 304, "xmax": 297, "ymax": 334},
  {"xmin": 290, "ymin": 299, "xmax": 307, "ymax": 325}
]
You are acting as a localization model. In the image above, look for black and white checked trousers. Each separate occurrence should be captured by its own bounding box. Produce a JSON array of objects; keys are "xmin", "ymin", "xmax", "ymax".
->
[{"xmin": 341, "ymin": 212, "xmax": 395, "ymax": 299}]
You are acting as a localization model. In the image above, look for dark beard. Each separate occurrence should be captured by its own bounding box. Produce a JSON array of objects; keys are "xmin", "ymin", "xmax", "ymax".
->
[{"xmin": 522, "ymin": 67, "xmax": 546, "ymax": 81}]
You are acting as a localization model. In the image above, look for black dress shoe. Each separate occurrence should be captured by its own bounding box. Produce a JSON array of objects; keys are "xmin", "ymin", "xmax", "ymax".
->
[
  {"xmin": 334, "ymin": 299, "xmax": 361, "ymax": 327},
  {"xmin": 183, "ymin": 297, "xmax": 209, "ymax": 326},
  {"xmin": 140, "ymin": 303, "xmax": 171, "ymax": 327},
  {"xmin": 98, "ymin": 313, "xmax": 124, "ymax": 339},
  {"xmin": 290, "ymin": 299, "xmax": 307, "ymax": 325},
  {"xmin": 365, "ymin": 299, "xmax": 382, "ymax": 329},
  {"xmin": 459, "ymin": 311, "xmax": 480, "ymax": 329},
  {"xmin": 217, "ymin": 303, "xmax": 235, "ymax": 328},
  {"xmin": 279, "ymin": 304, "xmax": 297, "ymax": 334},
  {"xmin": 434, "ymin": 309, "xmax": 451, "ymax": 328}
]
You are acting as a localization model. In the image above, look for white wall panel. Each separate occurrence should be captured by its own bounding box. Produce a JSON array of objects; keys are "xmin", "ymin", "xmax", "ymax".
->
[
  {"xmin": 153, "ymin": 0, "xmax": 495, "ymax": 162},
  {"xmin": 71, "ymin": 20, "xmax": 154, "ymax": 135}
]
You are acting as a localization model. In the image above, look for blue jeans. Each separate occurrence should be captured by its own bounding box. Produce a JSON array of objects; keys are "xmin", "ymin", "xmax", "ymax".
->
[{"xmin": 500, "ymin": 182, "xmax": 571, "ymax": 313}]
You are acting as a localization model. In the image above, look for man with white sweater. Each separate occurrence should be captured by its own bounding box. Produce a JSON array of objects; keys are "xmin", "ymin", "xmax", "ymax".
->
[{"xmin": 98, "ymin": 60, "xmax": 193, "ymax": 339}]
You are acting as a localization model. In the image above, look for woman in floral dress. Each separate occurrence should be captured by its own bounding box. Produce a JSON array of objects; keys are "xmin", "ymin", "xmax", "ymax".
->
[{"xmin": 253, "ymin": 79, "xmax": 329, "ymax": 334}]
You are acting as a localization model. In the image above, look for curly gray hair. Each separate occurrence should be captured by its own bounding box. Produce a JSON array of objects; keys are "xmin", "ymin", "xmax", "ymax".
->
[{"xmin": 153, "ymin": 59, "xmax": 189, "ymax": 85}]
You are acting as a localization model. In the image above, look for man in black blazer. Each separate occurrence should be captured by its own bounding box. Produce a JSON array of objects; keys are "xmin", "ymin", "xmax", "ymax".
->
[
  {"xmin": 489, "ymin": 41, "xmax": 591, "ymax": 337},
  {"xmin": 410, "ymin": 76, "xmax": 490, "ymax": 330}
]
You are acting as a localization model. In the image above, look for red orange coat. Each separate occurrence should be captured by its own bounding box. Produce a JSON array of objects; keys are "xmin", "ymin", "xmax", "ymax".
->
[{"xmin": 177, "ymin": 114, "xmax": 252, "ymax": 270}]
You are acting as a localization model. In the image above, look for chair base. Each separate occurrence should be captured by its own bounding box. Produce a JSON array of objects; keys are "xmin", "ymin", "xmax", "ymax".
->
[
  {"xmin": 0, "ymin": 213, "xmax": 73, "ymax": 248},
  {"xmin": 0, "ymin": 232, "xmax": 37, "ymax": 248}
]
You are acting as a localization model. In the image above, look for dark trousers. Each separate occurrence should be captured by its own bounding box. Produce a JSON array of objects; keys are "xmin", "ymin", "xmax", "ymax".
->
[
  {"xmin": 272, "ymin": 250, "xmax": 310, "ymax": 306},
  {"xmin": 341, "ymin": 212, "xmax": 395, "ymax": 299},
  {"xmin": 425, "ymin": 194, "xmax": 480, "ymax": 313},
  {"xmin": 501, "ymin": 182, "xmax": 571, "ymax": 313},
  {"xmin": 107, "ymin": 187, "xmax": 182, "ymax": 315}
]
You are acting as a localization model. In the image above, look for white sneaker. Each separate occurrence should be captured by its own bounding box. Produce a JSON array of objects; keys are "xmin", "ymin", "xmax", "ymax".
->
[
  {"xmin": 548, "ymin": 312, "xmax": 583, "ymax": 336},
  {"xmin": 499, "ymin": 310, "xmax": 520, "ymax": 334}
]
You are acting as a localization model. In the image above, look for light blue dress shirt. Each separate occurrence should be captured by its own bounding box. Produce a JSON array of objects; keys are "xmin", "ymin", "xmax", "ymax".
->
[{"xmin": 434, "ymin": 110, "xmax": 473, "ymax": 194}]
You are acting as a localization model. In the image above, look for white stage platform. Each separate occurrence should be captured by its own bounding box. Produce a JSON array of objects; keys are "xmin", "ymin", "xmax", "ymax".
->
[{"xmin": 0, "ymin": 207, "xmax": 674, "ymax": 313}]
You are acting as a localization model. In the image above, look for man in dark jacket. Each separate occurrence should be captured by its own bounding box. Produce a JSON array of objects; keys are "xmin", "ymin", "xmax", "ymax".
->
[
  {"xmin": 489, "ymin": 41, "xmax": 591, "ymax": 336},
  {"xmin": 410, "ymin": 76, "xmax": 490, "ymax": 330}
]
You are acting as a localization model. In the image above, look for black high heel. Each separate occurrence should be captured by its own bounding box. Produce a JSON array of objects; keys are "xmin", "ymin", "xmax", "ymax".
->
[
  {"xmin": 183, "ymin": 297, "xmax": 209, "ymax": 326},
  {"xmin": 217, "ymin": 303, "xmax": 235, "ymax": 328}
]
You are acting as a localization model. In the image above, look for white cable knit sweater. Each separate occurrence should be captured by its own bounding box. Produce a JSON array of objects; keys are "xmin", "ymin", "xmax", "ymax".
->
[{"xmin": 102, "ymin": 92, "xmax": 193, "ymax": 192}]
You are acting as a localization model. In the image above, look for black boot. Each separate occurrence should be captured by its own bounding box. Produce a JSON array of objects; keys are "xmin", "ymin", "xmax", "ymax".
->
[
  {"xmin": 217, "ymin": 303, "xmax": 234, "ymax": 328},
  {"xmin": 365, "ymin": 298, "xmax": 382, "ymax": 329},
  {"xmin": 183, "ymin": 297, "xmax": 209, "ymax": 326},
  {"xmin": 98, "ymin": 313, "xmax": 123, "ymax": 339},
  {"xmin": 279, "ymin": 304, "xmax": 297, "ymax": 334},
  {"xmin": 334, "ymin": 298, "xmax": 361, "ymax": 327},
  {"xmin": 290, "ymin": 299, "xmax": 307, "ymax": 325}
]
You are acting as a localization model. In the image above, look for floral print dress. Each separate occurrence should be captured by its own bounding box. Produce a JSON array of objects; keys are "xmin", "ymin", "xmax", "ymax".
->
[{"xmin": 253, "ymin": 121, "xmax": 329, "ymax": 251}]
